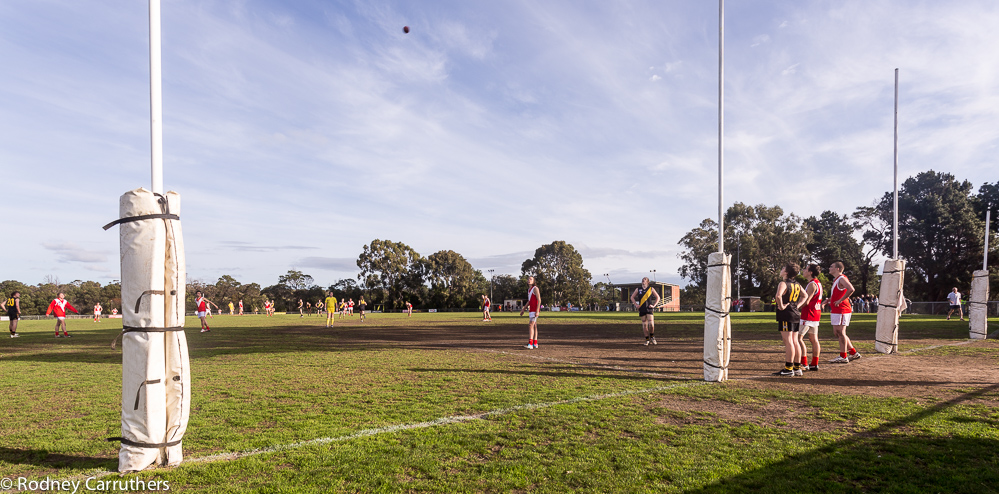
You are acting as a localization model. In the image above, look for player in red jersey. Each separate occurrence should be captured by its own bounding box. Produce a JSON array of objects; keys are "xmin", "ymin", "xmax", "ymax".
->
[
  {"xmin": 519, "ymin": 276, "xmax": 541, "ymax": 349},
  {"xmin": 405, "ymin": 301, "xmax": 413, "ymax": 317},
  {"xmin": 93, "ymin": 302, "xmax": 103, "ymax": 322},
  {"xmin": 482, "ymin": 294, "xmax": 492, "ymax": 321},
  {"xmin": 798, "ymin": 264, "xmax": 823, "ymax": 371},
  {"xmin": 238, "ymin": 299, "xmax": 244, "ymax": 316},
  {"xmin": 827, "ymin": 262, "xmax": 858, "ymax": 363},
  {"xmin": 194, "ymin": 290, "xmax": 219, "ymax": 333},
  {"xmin": 46, "ymin": 292, "xmax": 79, "ymax": 337}
]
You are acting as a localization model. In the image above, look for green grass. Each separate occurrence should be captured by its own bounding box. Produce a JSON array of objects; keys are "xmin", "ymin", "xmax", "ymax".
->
[{"xmin": 2, "ymin": 312, "xmax": 998, "ymax": 492}]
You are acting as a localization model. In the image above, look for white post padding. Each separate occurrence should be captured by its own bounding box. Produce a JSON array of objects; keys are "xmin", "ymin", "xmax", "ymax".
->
[
  {"xmin": 703, "ymin": 252, "xmax": 732, "ymax": 382},
  {"xmin": 969, "ymin": 269, "xmax": 989, "ymax": 339},
  {"xmin": 875, "ymin": 259, "xmax": 906, "ymax": 354},
  {"xmin": 117, "ymin": 188, "xmax": 189, "ymax": 472}
]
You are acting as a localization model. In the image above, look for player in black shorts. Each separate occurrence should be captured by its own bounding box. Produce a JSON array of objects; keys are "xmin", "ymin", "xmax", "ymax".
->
[
  {"xmin": 358, "ymin": 296, "xmax": 367, "ymax": 322},
  {"xmin": 630, "ymin": 277, "xmax": 661, "ymax": 346},
  {"xmin": 774, "ymin": 263, "xmax": 806, "ymax": 376},
  {"xmin": 5, "ymin": 291, "xmax": 21, "ymax": 338}
]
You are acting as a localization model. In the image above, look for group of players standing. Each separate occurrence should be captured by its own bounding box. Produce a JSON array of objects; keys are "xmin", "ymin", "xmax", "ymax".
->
[{"xmin": 773, "ymin": 261, "xmax": 861, "ymax": 377}]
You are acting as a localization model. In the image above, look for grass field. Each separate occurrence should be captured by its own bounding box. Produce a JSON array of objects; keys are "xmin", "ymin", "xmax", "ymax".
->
[{"xmin": 2, "ymin": 311, "xmax": 998, "ymax": 493}]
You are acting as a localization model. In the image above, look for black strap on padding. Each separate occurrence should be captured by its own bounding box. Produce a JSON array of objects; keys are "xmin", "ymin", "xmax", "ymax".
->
[
  {"xmin": 103, "ymin": 213, "xmax": 180, "ymax": 231},
  {"xmin": 704, "ymin": 305, "xmax": 730, "ymax": 317},
  {"xmin": 134, "ymin": 290, "xmax": 177, "ymax": 313},
  {"xmin": 703, "ymin": 360, "xmax": 729, "ymax": 370},
  {"xmin": 875, "ymin": 338, "xmax": 898, "ymax": 349},
  {"xmin": 133, "ymin": 379, "xmax": 161, "ymax": 410},
  {"xmin": 107, "ymin": 437, "xmax": 183, "ymax": 449},
  {"xmin": 122, "ymin": 325, "xmax": 185, "ymax": 333}
]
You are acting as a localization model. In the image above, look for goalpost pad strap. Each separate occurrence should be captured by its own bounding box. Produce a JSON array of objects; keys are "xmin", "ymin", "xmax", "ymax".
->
[
  {"xmin": 103, "ymin": 213, "xmax": 180, "ymax": 231},
  {"xmin": 123, "ymin": 326, "xmax": 185, "ymax": 333},
  {"xmin": 107, "ymin": 437, "xmax": 182, "ymax": 449}
]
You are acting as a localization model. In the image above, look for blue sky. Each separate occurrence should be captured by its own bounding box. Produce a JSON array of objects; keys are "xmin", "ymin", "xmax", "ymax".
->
[{"xmin": 2, "ymin": 0, "xmax": 998, "ymax": 289}]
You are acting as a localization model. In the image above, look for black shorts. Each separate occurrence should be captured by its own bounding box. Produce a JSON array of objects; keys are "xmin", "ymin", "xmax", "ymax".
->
[
  {"xmin": 778, "ymin": 321, "xmax": 799, "ymax": 332},
  {"xmin": 639, "ymin": 306, "xmax": 653, "ymax": 317},
  {"xmin": 6, "ymin": 308, "xmax": 18, "ymax": 320},
  {"xmin": 950, "ymin": 304, "xmax": 961, "ymax": 310},
  {"xmin": 359, "ymin": 304, "xmax": 366, "ymax": 311}
]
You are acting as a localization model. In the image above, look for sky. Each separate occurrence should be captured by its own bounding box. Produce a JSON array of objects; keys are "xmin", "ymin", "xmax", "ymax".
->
[{"xmin": 1, "ymin": 0, "xmax": 998, "ymax": 290}]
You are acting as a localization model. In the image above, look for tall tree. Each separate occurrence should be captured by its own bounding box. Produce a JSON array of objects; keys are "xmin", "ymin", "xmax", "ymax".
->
[
  {"xmin": 868, "ymin": 170, "xmax": 984, "ymax": 301},
  {"xmin": 521, "ymin": 241, "xmax": 591, "ymax": 306},
  {"xmin": 804, "ymin": 211, "xmax": 878, "ymax": 295},
  {"xmin": 356, "ymin": 239, "xmax": 425, "ymax": 309},
  {"xmin": 677, "ymin": 218, "xmax": 719, "ymax": 293},
  {"xmin": 678, "ymin": 204, "xmax": 810, "ymax": 298},
  {"xmin": 746, "ymin": 205, "xmax": 811, "ymax": 297},
  {"xmin": 490, "ymin": 275, "xmax": 526, "ymax": 308},
  {"xmin": 425, "ymin": 250, "xmax": 480, "ymax": 308},
  {"xmin": 278, "ymin": 270, "xmax": 314, "ymax": 291}
]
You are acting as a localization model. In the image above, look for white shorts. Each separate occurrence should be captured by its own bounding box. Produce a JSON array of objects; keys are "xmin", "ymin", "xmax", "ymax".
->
[
  {"xmin": 528, "ymin": 312, "xmax": 537, "ymax": 322},
  {"xmin": 800, "ymin": 319, "xmax": 819, "ymax": 335},
  {"xmin": 56, "ymin": 316, "xmax": 65, "ymax": 321},
  {"xmin": 197, "ymin": 311, "xmax": 207, "ymax": 318},
  {"xmin": 830, "ymin": 313, "xmax": 851, "ymax": 326},
  {"xmin": 484, "ymin": 306, "xmax": 490, "ymax": 312},
  {"xmin": 95, "ymin": 312, "xmax": 101, "ymax": 316}
]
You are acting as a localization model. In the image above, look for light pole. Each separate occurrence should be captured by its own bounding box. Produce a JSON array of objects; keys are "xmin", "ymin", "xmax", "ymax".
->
[
  {"xmin": 488, "ymin": 269, "xmax": 495, "ymax": 302},
  {"xmin": 736, "ymin": 239, "xmax": 741, "ymax": 300},
  {"xmin": 650, "ymin": 269, "xmax": 656, "ymax": 283}
]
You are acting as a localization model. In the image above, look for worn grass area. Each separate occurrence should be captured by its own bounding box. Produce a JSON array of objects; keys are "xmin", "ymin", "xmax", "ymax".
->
[{"xmin": 1, "ymin": 312, "xmax": 998, "ymax": 492}]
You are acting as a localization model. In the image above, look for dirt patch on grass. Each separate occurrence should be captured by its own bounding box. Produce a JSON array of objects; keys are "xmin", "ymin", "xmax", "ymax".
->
[
  {"xmin": 321, "ymin": 318, "xmax": 999, "ymax": 402},
  {"xmin": 649, "ymin": 397, "xmax": 849, "ymax": 433}
]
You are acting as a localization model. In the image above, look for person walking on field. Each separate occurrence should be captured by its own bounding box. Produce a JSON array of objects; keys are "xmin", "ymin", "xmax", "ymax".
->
[
  {"xmin": 228, "ymin": 301, "xmax": 235, "ymax": 316},
  {"xmin": 946, "ymin": 287, "xmax": 965, "ymax": 321},
  {"xmin": 482, "ymin": 294, "xmax": 492, "ymax": 322},
  {"xmin": 630, "ymin": 277, "xmax": 661, "ymax": 346},
  {"xmin": 238, "ymin": 299, "xmax": 244, "ymax": 316},
  {"xmin": 358, "ymin": 296, "xmax": 367, "ymax": 322},
  {"xmin": 324, "ymin": 291, "xmax": 338, "ymax": 328},
  {"xmin": 194, "ymin": 290, "xmax": 219, "ymax": 333},
  {"xmin": 46, "ymin": 292, "xmax": 79, "ymax": 338},
  {"xmin": 5, "ymin": 291, "xmax": 21, "ymax": 338},
  {"xmin": 827, "ymin": 261, "xmax": 859, "ymax": 363},
  {"xmin": 798, "ymin": 264, "xmax": 823, "ymax": 372},
  {"xmin": 773, "ymin": 263, "xmax": 807, "ymax": 376},
  {"xmin": 298, "ymin": 299, "xmax": 304, "ymax": 318},
  {"xmin": 520, "ymin": 276, "xmax": 541, "ymax": 349}
]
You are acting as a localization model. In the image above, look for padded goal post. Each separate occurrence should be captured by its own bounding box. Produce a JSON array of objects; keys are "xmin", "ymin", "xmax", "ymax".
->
[
  {"xmin": 703, "ymin": 252, "xmax": 731, "ymax": 382},
  {"xmin": 969, "ymin": 269, "xmax": 989, "ymax": 339},
  {"xmin": 875, "ymin": 259, "xmax": 906, "ymax": 354},
  {"xmin": 105, "ymin": 188, "xmax": 191, "ymax": 472}
]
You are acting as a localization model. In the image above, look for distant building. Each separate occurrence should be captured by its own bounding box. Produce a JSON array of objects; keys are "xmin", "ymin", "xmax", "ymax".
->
[{"xmin": 614, "ymin": 281, "xmax": 680, "ymax": 312}]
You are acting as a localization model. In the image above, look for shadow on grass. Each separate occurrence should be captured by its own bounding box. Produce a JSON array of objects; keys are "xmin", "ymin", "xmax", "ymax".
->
[
  {"xmin": 406, "ymin": 367, "xmax": 687, "ymax": 383},
  {"xmin": 0, "ymin": 447, "xmax": 115, "ymax": 471},
  {"xmin": 691, "ymin": 384, "xmax": 999, "ymax": 493}
]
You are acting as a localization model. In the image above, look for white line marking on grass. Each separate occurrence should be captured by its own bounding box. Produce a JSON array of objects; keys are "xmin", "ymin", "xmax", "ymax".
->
[{"xmin": 59, "ymin": 381, "xmax": 706, "ymax": 482}]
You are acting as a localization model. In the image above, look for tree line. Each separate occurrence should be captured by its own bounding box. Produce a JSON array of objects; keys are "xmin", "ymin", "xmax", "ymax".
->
[
  {"xmin": 3, "ymin": 240, "xmax": 610, "ymax": 315},
  {"xmin": 678, "ymin": 171, "xmax": 999, "ymax": 305}
]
